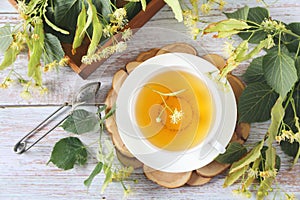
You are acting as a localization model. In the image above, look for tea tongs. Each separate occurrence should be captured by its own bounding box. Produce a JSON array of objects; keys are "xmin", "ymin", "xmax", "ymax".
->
[{"xmin": 13, "ymin": 82, "xmax": 103, "ymax": 154}]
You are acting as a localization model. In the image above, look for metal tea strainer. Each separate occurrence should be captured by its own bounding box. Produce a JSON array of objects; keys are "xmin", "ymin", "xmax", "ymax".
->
[{"xmin": 13, "ymin": 82, "xmax": 103, "ymax": 154}]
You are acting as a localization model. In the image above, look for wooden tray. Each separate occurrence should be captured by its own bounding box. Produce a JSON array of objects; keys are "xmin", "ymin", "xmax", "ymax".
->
[{"xmin": 8, "ymin": 0, "xmax": 166, "ymax": 79}]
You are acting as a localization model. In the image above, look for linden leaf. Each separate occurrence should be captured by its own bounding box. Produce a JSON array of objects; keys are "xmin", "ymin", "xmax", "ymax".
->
[
  {"xmin": 215, "ymin": 142, "xmax": 247, "ymax": 164},
  {"xmin": 44, "ymin": 33, "xmax": 65, "ymax": 65},
  {"xmin": 0, "ymin": 24, "xmax": 13, "ymax": 53},
  {"xmin": 237, "ymin": 7, "xmax": 269, "ymax": 44},
  {"xmin": 61, "ymin": 109, "xmax": 99, "ymax": 134},
  {"xmin": 48, "ymin": 137, "xmax": 88, "ymax": 170},
  {"xmin": 263, "ymin": 52, "xmax": 297, "ymax": 97},
  {"xmin": 229, "ymin": 140, "xmax": 264, "ymax": 174},
  {"xmin": 238, "ymin": 82, "xmax": 278, "ymax": 123},
  {"xmin": 280, "ymin": 140, "xmax": 300, "ymax": 158},
  {"xmin": 204, "ymin": 19, "xmax": 250, "ymax": 34},
  {"xmin": 247, "ymin": 6, "xmax": 269, "ymax": 24},
  {"xmin": 285, "ymin": 23, "xmax": 300, "ymax": 53},
  {"xmin": 296, "ymin": 56, "xmax": 300, "ymax": 78},
  {"xmin": 224, "ymin": 6, "xmax": 249, "ymax": 20},
  {"xmin": 223, "ymin": 165, "xmax": 248, "ymax": 187},
  {"xmin": 267, "ymin": 97, "xmax": 284, "ymax": 141},
  {"xmin": 84, "ymin": 162, "xmax": 103, "ymax": 187},
  {"xmin": 242, "ymin": 56, "xmax": 265, "ymax": 84}
]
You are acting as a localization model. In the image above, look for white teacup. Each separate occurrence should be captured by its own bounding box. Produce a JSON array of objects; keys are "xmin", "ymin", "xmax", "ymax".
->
[{"xmin": 116, "ymin": 53, "xmax": 236, "ymax": 172}]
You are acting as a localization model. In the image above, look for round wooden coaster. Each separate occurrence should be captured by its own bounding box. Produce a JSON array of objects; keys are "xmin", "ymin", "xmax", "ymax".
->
[
  {"xmin": 116, "ymin": 150, "xmax": 143, "ymax": 169},
  {"xmin": 187, "ymin": 171, "xmax": 212, "ymax": 186},
  {"xmin": 143, "ymin": 165, "xmax": 192, "ymax": 188},
  {"xmin": 156, "ymin": 43, "xmax": 197, "ymax": 56},
  {"xmin": 104, "ymin": 44, "xmax": 250, "ymax": 188}
]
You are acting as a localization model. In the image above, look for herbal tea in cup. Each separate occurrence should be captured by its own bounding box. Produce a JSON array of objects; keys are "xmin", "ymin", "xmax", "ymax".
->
[{"xmin": 134, "ymin": 69, "xmax": 214, "ymax": 151}]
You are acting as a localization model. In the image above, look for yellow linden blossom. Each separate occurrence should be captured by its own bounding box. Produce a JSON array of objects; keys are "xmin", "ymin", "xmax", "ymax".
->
[
  {"xmin": 182, "ymin": 9, "xmax": 202, "ymax": 39},
  {"xmin": 169, "ymin": 108, "xmax": 184, "ymax": 124},
  {"xmin": 201, "ymin": 3, "xmax": 211, "ymax": 15},
  {"xmin": 0, "ymin": 83, "xmax": 8, "ymax": 89},
  {"xmin": 122, "ymin": 28, "xmax": 132, "ymax": 41},
  {"xmin": 259, "ymin": 169, "xmax": 278, "ymax": 178},
  {"xmin": 219, "ymin": 0, "xmax": 226, "ymax": 10},
  {"xmin": 20, "ymin": 90, "xmax": 32, "ymax": 100}
]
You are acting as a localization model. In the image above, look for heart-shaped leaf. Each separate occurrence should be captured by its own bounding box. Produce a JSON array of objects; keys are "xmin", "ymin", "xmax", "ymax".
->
[
  {"xmin": 61, "ymin": 109, "xmax": 99, "ymax": 134},
  {"xmin": 238, "ymin": 82, "xmax": 278, "ymax": 123},
  {"xmin": 48, "ymin": 137, "xmax": 88, "ymax": 170},
  {"xmin": 263, "ymin": 51, "xmax": 297, "ymax": 97},
  {"xmin": 242, "ymin": 56, "xmax": 265, "ymax": 84}
]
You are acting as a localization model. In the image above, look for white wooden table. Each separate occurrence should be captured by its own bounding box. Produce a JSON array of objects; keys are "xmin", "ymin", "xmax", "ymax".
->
[{"xmin": 0, "ymin": 1, "xmax": 300, "ymax": 199}]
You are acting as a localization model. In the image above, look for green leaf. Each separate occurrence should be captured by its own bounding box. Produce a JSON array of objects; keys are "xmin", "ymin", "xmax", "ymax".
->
[
  {"xmin": 204, "ymin": 19, "xmax": 250, "ymax": 34},
  {"xmin": 263, "ymin": 51, "xmax": 298, "ymax": 97},
  {"xmin": 229, "ymin": 140, "xmax": 264, "ymax": 174},
  {"xmin": 239, "ymin": 30, "xmax": 268, "ymax": 44},
  {"xmin": 285, "ymin": 23, "xmax": 300, "ymax": 53},
  {"xmin": 54, "ymin": 0, "xmax": 81, "ymax": 24},
  {"xmin": 242, "ymin": 56, "xmax": 265, "ymax": 84},
  {"xmin": 96, "ymin": 0, "xmax": 112, "ymax": 20},
  {"xmin": 296, "ymin": 57, "xmax": 300, "ymax": 78},
  {"xmin": 260, "ymin": 146, "xmax": 281, "ymax": 172},
  {"xmin": 101, "ymin": 164, "xmax": 113, "ymax": 194},
  {"xmin": 237, "ymin": 7, "xmax": 269, "ymax": 44},
  {"xmin": 284, "ymin": 82, "xmax": 300, "ymax": 119},
  {"xmin": 48, "ymin": 137, "xmax": 88, "ymax": 170},
  {"xmin": 164, "ymin": 0, "xmax": 183, "ymax": 22},
  {"xmin": 294, "ymin": 82, "xmax": 300, "ymax": 116},
  {"xmin": 223, "ymin": 165, "xmax": 248, "ymax": 187},
  {"xmin": 247, "ymin": 7, "xmax": 269, "ymax": 24},
  {"xmin": 43, "ymin": 33, "xmax": 65, "ymax": 65},
  {"xmin": 61, "ymin": 109, "xmax": 99, "ymax": 134},
  {"xmin": 215, "ymin": 142, "xmax": 247, "ymax": 164},
  {"xmin": 224, "ymin": 6, "xmax": 249, "ymax": 20},
  {"xmin": 265, "ymin": 147, "xmax": 276, "ymax": 170},
  {"xmin": 124, "ymin": 2, "xmax": 142, "ymax": 20},
  {"xmin": 0, "ymin": 24, "xmax": 13, "ymax": 53},
  {"xmin": 238, "ymin": 82, "xmax": 278, "ymax": 123},
  {"xmin": 266, "ymin": 45, "xmax": 290, "ymax": 55},
  {"xmin": 84, "ymin": 162, "xmax": 103, "ymax": 187},
  {"xmin": 280, "ymin": 117, "xmax": 300, "ymax": 158},
  {"xmin": 280, "ymin": 140, "xmax": 300, "ymax": 158},
  {"xmin": 268, "ymin": 97, "xmax": 284, "ymax": 141}
]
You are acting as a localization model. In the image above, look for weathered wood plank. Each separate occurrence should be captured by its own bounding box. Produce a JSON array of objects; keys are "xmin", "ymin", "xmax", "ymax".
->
[{"xmin": 0, "ymin": 0, "xmax": 300, "ymax": 199}]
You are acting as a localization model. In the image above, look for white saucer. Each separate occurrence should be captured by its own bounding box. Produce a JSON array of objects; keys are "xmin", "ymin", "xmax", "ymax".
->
[{"xmin": 116, "ymin": 53, "xmax": 236, "ymax": 172}]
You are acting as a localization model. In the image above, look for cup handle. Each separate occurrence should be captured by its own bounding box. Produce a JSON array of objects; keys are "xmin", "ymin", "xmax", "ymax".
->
[{"xmin": 211, "ymin": 140, "xmax": 226, "ymax": 154}]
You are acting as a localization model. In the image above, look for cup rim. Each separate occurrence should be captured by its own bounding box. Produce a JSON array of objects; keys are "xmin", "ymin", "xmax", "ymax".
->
[{"xmin": 115, "ymin": 53, "xmax": 237, "ymax": 172}]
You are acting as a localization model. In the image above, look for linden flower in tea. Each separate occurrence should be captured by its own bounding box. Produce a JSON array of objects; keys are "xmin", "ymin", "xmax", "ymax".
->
[
  {"xmin": 150, "ymin": 87, "xmax": 185, "ymax": 125},
  {"xmin": 169, "ymin": 108, "xmax": 184, "ymax": 124}
]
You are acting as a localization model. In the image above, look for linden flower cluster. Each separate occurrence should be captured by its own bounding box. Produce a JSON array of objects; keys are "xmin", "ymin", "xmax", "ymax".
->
[
  {"xmin": 103, "ymin": 8, "xmax": 128, "ymax": 38},
  {"xmin": 276, "ymin": 129, "xmax": 300, "ymax": 144},
  {"xmin": 182, "ymin": 0, "xmax": 226, "ymax": 39},
  {"xmin": 81, "ymin": 36, "xmax": 131, "ymax": 64},
  {"xmin": 169, "ymin": 108, "xmax": 184, "ymax": 124},
  {"xmin": 200, "ymin": 0, "xmax": 226, "ymax": 14},
  {"xmin": 82, "ymin": 8, "xmax": 131, "ymax": 64}
]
